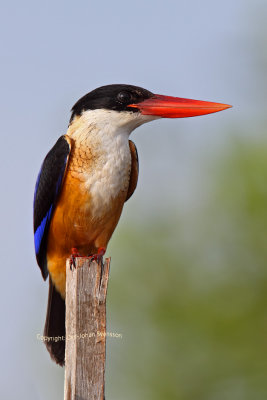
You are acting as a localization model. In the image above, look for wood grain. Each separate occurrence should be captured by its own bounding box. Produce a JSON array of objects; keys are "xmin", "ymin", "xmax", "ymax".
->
[{"xmin": 64, "ymin": 257, "xmax": 110, "ymax": 400}]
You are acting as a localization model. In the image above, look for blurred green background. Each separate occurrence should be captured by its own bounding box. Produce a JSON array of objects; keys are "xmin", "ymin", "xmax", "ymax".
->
[
  {"xmin": 1, "ymin": 0, "xmax": 267, "ymax": 399},
  {"xmin": 107, "ymin": 137, "xmax": 267, "ymax": 400}
]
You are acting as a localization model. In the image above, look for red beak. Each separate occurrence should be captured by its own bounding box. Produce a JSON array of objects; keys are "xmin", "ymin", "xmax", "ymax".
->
[{"xmin": 129, "ymin": 94, "xmax": 232, "ymax": 118}]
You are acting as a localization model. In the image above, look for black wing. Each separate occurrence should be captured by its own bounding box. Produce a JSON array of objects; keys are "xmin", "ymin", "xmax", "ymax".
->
[
  {"xmin": 125, "ymin": 140, "xmax": 139, "ymax": 201},
  {"xmin": 33, "ymin": 135, "xmax": 71, "ymax": 279}
]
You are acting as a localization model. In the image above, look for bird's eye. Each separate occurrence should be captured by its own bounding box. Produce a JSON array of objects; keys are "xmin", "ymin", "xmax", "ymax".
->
[{"xmin": 117, "ymin": 91, "xmax": 132, "ymax": 104}]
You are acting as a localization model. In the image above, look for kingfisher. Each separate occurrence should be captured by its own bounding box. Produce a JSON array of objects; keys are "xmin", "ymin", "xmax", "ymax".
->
[{"xmin": 33, "ymin": 84, "xmax": 231, "ymax": 365}]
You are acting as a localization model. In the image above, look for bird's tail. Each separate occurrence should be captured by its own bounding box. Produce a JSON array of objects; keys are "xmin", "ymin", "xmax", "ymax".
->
[{"xmin": 43, "ymin": 277, "xmax": 65, "ymax": 366}]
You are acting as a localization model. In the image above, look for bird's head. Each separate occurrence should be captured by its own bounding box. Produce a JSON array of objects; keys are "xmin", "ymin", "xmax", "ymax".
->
[{"xmin": 70, "ymin": 84, "xmax": 231, "ymax": 134}]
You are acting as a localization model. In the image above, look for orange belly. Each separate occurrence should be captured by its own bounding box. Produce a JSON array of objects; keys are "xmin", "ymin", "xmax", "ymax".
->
[{"xmin": 46, "ymin": 171, "xmax": 126, "ymax": 298}]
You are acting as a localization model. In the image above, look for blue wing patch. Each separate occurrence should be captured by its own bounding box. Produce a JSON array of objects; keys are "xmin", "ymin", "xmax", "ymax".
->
[
  {"xmin": 33, "ymin": 136, "xmax": 71, "ymax": 279},
  {"xmin": 34, "ymin": 205, "xmax": 53, "ymax": 255}
]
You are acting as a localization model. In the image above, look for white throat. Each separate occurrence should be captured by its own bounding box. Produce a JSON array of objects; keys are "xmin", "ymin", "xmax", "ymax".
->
[
  {"xmin": 67, "ymin": 109, "xmax": 158, "ymax": 217},
  {"xmin": 73, "ymin": 108, "xmax": 158, "ymax": 136}
]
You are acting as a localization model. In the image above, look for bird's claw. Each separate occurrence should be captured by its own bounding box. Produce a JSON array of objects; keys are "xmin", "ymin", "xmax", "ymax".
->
[
  {"xmin": 88, "ymin": 247, "xmax": 106, "ymax": 265},
  {"xmin": 70, "ymin": 247, "xmax": 106, "ymax": 270},
  {"xmin": 70, "ymin": 247, "xmax": 81, "ymax": 270}
]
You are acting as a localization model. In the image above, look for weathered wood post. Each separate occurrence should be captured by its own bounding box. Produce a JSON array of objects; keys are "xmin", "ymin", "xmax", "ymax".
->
[{"xmin": 64, "ymin": 257, "xmax": 111, "ymax": 400}]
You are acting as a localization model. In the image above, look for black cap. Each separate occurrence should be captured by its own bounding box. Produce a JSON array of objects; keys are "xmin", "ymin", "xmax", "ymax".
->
[{"xmin": 70, "ymin": 84, "xmax": 154, "ymax": 121}]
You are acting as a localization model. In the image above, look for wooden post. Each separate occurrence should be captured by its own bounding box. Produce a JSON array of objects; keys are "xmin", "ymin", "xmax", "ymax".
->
[{"xmin": 64, "ymin": 257, "xmax": 111, "ymax": 400}]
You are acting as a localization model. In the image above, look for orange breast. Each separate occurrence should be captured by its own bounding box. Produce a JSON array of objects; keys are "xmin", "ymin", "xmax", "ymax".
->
[{"xmin": 46, "ymin": 168, "xmax": 126, "ymax": 298}]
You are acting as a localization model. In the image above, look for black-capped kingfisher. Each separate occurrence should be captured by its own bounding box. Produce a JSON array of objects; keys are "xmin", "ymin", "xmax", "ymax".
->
[{"xmin": 33, "ymin": 84, "xmax": 231, "ymax": 365}]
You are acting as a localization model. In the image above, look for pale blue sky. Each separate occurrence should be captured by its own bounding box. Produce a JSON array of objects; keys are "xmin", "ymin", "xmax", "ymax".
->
[{"xmin": 0, "ymin": 0, "xmax": 266, "ymax": 398}]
